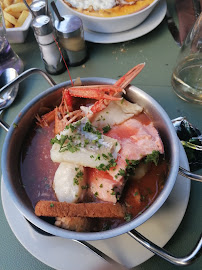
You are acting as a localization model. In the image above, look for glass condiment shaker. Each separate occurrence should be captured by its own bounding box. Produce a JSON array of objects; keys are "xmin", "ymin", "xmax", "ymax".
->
[
  {"xmin": 54, "ymin": 15, "xmax": 87, "ymax": 66},
  {"xmin": 0, "ymin": 5, "xmax": 24, "ymax": 75},
  {"xmin": 29, "ymin": 0, "xmax": 47, "ymax": 17},
  {"xmin": 171, "ymin": 13, "xmax": 202, "ymax": 104},
  {"xmin": 32, "ymin": 15, "xmax": 65, "ymax": 75}
]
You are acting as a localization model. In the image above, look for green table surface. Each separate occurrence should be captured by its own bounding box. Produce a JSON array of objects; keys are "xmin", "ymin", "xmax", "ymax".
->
[{"xmin": 0, "ymin": 1, "xmax": 202, "ymax": 269}]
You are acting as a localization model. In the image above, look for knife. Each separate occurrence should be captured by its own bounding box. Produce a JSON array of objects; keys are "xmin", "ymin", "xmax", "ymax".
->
[
  {"xmin": 165, "ymin": 7, "xmax": 181, "ymax": 47},
  {"xmin": 192, "ymin": 0, "xmax": 201, "ymax": 19}
]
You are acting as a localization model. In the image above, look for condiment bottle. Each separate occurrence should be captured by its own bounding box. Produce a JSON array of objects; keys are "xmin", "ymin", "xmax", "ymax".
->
[
  {"xmin": 32, "ymin": 15, "xmax": 65, "ymax": 75},
  {"xmin": 54, "ymin": 15, "xmax": 87, "ymax": 66},
  {"xmin": 29, "ymin": 0, "xmax": 47, "ymax": 17}
]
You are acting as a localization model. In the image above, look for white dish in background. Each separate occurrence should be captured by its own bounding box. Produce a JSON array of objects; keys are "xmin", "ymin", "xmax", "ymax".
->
[
  {"xmin": 56, "ymin": 0, "xmax": 166, "ymax": 44},
  {"xmin": 6, "ymin": 13, "xmax": 32, "ymax": 44},
  {"xmin": 1, "ymin": 144, "xmax": 191, "ymax": 270},
  {"xmin": 56, "ymin": 0, "xmax": 161, "ymax": 34}
]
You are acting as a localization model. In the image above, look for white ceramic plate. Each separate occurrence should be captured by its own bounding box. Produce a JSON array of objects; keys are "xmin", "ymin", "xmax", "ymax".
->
[
  {"xmin": 56, "ymin": 0, "xmax": 166, "ymax": 44},
  {"xmin": 1, "ymin": 143, "xmax": 190, "ymax": 270},
  {"xmin": 6, "ymin": 13, "xmax": 32, "ymax": 44}
]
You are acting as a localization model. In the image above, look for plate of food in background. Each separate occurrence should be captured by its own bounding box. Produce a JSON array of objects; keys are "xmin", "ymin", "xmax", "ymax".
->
[
  {"xmin": 0, "ymin": 0, "xmax": 32, "ymax": 43},
  {"xmin": 55, "ymin": 0, "xmax": 166, "ymax": 43}
]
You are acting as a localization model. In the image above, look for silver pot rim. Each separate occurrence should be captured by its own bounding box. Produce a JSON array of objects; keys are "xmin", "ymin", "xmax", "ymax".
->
[{"xmin": 1, "ymin": 77, "xmax": 180, "ymax": 241}]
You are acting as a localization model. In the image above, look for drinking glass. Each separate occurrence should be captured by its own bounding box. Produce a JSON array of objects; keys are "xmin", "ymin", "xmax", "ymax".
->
[
  {"xmin": 0, "ymin": 5, "xmax": 24, "ymax": 75},
  {"xmin": 171, "ymin": 13, "xmax": 202, "ymax": 104}
]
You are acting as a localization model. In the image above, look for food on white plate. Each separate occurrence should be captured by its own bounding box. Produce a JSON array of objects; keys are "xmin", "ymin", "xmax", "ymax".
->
[
  {"xmin": 0, "ymin": 0, "xmax": 32, "ymax": 28},
  {"xmin": 53, "ymin": 162, "xmax": 86, "ymax": 203},
  {"xmin": 20, "ymin": 64, "xmax": 168, "ymax": 232},
  {"xmin": 63, "ymin": 0, "xmax": 155, "ymax": 17}
]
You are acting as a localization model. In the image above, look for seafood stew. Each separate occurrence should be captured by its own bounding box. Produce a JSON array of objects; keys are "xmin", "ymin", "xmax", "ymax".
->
[
  {"xmin": 19, "ymin": 65, "xmax": 169, "ymax": 233},
  {"xmin": 64, "ymin": 0, "xmax": 155, "ymax": 17},
  {"xmin": 21, "ymin": 111, "xmax": 168, "ymax": 232}
]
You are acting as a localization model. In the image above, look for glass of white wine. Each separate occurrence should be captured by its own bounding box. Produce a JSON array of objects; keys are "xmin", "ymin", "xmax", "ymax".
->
[{"xmin": 171, "ymin": 13, "xmax": 202, "ymax": 104}]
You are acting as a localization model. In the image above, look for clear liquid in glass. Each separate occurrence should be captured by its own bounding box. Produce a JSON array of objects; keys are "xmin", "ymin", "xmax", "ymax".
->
[
  {"xmin": 0, "ymin": 38, "xmax": 24, "ymax": 75},
  {"xmin": 0, "ymin": 6, "xmax": 24, "ymax": 75},
  {"xmin": 171, "ymin": 56, "xmax": 202, "ymax": 104}
]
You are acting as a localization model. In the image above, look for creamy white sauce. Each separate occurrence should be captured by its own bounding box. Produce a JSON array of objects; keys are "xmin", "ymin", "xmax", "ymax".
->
[
  {"xmin": 65, "ymin": 0, "xmax": 138, "ymax": 10},
  {"xmin": 65, "ymin": 0, "xmax": 116, "ymax": 10}
]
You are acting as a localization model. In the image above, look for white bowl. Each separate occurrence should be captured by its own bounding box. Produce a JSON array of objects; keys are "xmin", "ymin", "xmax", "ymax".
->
[
  {"xmin": 6, "ymin": 13, "xmax": 32, "ymax": 44},
  {"xmin": 56, "ymin": 0, "xmax": 160, "ymax": 33}
]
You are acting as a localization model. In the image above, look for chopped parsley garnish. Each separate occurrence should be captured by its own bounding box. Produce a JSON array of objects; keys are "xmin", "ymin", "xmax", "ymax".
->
[
  {"xmin": 102, "ymin": 124, "xmax": 111, "ymax": 134},
  {"xmin": 51, "ymin": 120, "xmax": 105, "ymax": 153},
  {"xmin": 73, "ymin": 170, "xmax": 84, "ymax": 185},
  {"xmin": 102, "ymin": 154, "xmax": 108, "ymax": 160},
  {"xmin": 115, "ymin": 159, "xmax": 139, "ymax": 179},
  {"xmin": 50, "ymin": 203, "xmax": 54, "ymax": 208},
  {"xmin": 60, "ymin": 141, "xmax": 80, "ymax": 153},
  {"xmin": 95, "ymin": 154, "xmax": 101, "ymax": 161},
  {"xmin": 118, "ymin": 168, "xmax": 125, "ymax": 176},
  {"xmin": 94, "ymin": 191, "xmax": 99, "ymax": 197},
  {"xmin": 134, "ymin": 191, "xmax": 139, "ymax": 197},
  {"xmin": 124, "ymin": 213, "xmax": 132, "ymax": 222},
  {"xmin": 145, "ymin": 150, "xmax": 160, "ymax": 166},
  {"xmin": 83, "ymin": 121, "xmax": 102, "ymax": 139},
  {"xmin": 96, "ymin": 158, "xmax": 117, "ymax": 171},
  {"xmin": 81, "ymin": 184, "xmax": 89, "ymax": 190}
]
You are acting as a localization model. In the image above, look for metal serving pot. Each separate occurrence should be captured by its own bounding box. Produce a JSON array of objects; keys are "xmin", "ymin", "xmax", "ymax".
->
[{"xmin": 1, "ymin": 69, "xmax": 201, "ymax": 266}]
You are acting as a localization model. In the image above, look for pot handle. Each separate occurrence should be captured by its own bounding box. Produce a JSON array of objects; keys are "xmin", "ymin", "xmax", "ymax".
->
[
  {"xmin": 179, "ymin": 166, "xmax": 202, "ymax": 182},
  {"xmin": 0, "ymin": 68, "xmax": 57, "ymax": 131},
  {"xmin": 128, "ymin": 229, "xmax": 202, "ymax": 266},
  {"xmin": 0, "ymin": 68, "xmax": 56, "ymax": 99}
]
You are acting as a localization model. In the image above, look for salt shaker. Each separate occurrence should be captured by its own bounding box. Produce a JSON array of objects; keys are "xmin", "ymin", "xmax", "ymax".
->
[
  {"xmin": 54, "ymin": 15, "xmax": 87, "ymax": 66},
  {"xmin": 32, "ymin": 15, "xmax": 65, "ymax": 75}
]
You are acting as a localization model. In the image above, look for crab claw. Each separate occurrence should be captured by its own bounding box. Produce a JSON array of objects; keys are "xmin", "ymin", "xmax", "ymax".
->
[
  {"xmin": 68, "ymin": 85, "xmax": 123, "ymax": 100},
  {"xmin": 115, "ymin": 63, "xmax": 145, "ymax": 88},
  {"xmin": 90, "ymin": 63, "xmax": 145, "ymax": 114}
]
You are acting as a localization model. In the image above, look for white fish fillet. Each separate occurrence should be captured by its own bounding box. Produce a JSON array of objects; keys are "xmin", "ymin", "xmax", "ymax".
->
[
  {"xmin": 51, "ymin": 118, "xmax": 121, "ymax": 168},
  {"xmin": 91, "ymin": 99, "xmax": 143, "ymax": 129},
  {"xmin": 53, "ymin": 162, "xmax": 86, "ymax": 203}
]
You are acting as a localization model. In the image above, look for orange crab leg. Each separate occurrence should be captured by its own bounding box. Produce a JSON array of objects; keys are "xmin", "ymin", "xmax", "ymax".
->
[
  {"xmin": 90, "ymin": 63, "xmax": 145, "ymax": 114},
  {"xmin": 62, "ymin": 89, "xmax": 73, "ymax": 112},
  {"xmin": 115, "ymin": 63, "xmax": 145, "ymax": 88},
  {"xmin": 68, "ymin": 85, "xmax": 123, "ymax": 100}
]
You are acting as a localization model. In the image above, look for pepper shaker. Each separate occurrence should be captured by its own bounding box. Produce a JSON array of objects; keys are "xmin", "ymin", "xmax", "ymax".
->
[
  {"xmin": 29, "ymin": 0, "xmax": 47, "ymax": 17},
  {"xmin": 54, "ymin": 15, "xmax": 87, "ymax": 66},
  {"xmin": 32, "ymin": 15, "xmax": 65, "ymax": 75}
]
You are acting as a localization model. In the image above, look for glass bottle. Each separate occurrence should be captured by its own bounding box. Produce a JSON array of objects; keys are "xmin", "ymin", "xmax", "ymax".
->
[
  {"xmin": 0, "ymin": 5, "xmax": 24, "ymax": 75},
  {"xmin": 171, "ymin": 13, "xmax": 202, "ymax": 104}
]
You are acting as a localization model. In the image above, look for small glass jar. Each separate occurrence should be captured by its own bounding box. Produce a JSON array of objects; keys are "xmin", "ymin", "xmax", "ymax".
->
[
  {"xmin": 0, "ymin": 6, "xmax": 24, "ymax": 75},
  {"xmin": 54, "ymin": 15, "xmax": 87, "ymax": 66},
  {"xmin": 171, "ymin": 13, "xmax": 202, "ymax": 104}
]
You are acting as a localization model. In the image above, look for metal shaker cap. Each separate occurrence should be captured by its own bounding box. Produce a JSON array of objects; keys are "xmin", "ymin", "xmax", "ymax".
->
[
  {"xmin": 54, "ymin": 15, "xmax": 83, "ymax": 38},
  {"xmin": 32, "ymin": 15, "xmax": 53, "ymax": 36},
  {"xmin": 30, "ymin": 0, "xmax": 46, "ymax": 17}
]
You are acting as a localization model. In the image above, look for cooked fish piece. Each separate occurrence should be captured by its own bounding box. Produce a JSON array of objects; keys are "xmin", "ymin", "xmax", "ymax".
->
[
  {"xmin": 107, "ymin": 118, "xmax": 164, "ymax": 179},
  {"xmin": 53, "ymin": 162, "xmax": 86, "ymax": 203},
  {"xmin": 91, "ymin": 99, "xmax": 143, "ymax": 129},
  {"xmin": 50, "ymin": 118, "xmax": 120, "ymax": 168},
  {"xmin": 88, "ymin": 168, "xmax": 124, "ymax": 203}
]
